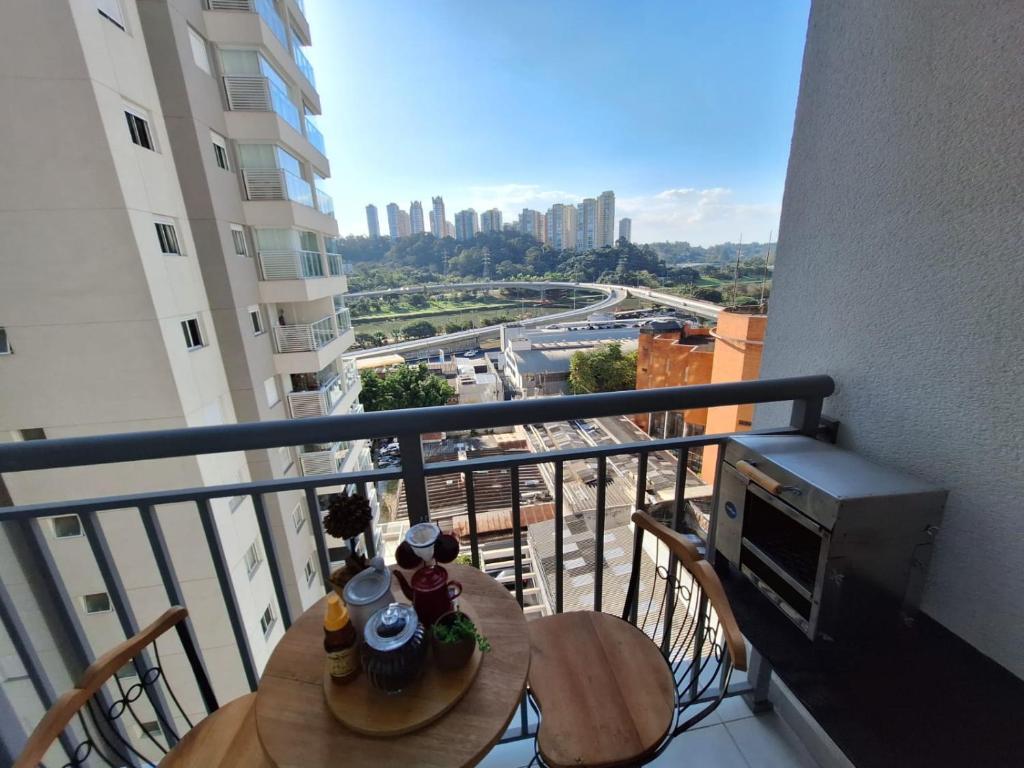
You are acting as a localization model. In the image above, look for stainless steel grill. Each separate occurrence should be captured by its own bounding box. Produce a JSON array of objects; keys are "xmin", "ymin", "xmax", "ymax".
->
[{"xmin": 713, "ymin": 435, "xmax": 946, "ymax": 639}]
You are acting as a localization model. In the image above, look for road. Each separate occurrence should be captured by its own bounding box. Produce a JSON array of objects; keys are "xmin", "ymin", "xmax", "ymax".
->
[{"xmin": 346, "ymin": 281, "xmax": 721, "ymax": 359}]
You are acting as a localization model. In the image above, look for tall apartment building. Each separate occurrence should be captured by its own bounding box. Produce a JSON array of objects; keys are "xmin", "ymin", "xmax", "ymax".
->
[
  {"xmin": 619, "ymin": 217, "xmax": 632, "ymax": 243},
  {"xmin": 444, "ymin": 220, "xmax": 455, "ymax": 238},
  {"xmin": 386, "ymin": 202, "xmax": 404, "ymax": 239},
  {"xmin": 576, "ymin": 198, "xmax": 598, "ymax": 250},
  {"xmin": 409, "ymin": 200, "xmax": 425, "ymax": 234},
  {"xmin": 596, "ymin": 190, "xmax": 615, "ymax": 247},
  {"xmin": 454, "ymin": 209, "xmax": 479, "ymax": 241},
  {"xmin": 480, "ymin": 208, "xmax": 503, "ymax": 233},
  {"xmin": 545, "ymin": 203, "xmax": 578, "ymax": 250},
  {"xmin": 430, "ymin": 196, "xmax": 446, "ymax": 237},
  {"xmin": 519, "ymin": 209, "xmax": 546, "ymax": 242},
  {"xmin": 397, "ymin": 209, "xmax": 411, "ymax": 237},
  {"xmin": 0, "ymin": 0, "xmax": 372, "ymax": 743},
  {"xmin": 365, "ymin": 204, "xmax": 381, "ymax": 238}
]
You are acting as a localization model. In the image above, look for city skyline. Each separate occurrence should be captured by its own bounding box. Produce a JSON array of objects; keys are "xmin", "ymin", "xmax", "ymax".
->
[{"xmin": 304, "ymin": 1, "xmax": 810, "ymax": 245}]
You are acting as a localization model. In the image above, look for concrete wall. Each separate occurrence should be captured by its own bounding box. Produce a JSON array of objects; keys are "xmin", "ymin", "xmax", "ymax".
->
[{"xmin": 758, "ymin": 0, "xmax": 1024, "ymax": 677}]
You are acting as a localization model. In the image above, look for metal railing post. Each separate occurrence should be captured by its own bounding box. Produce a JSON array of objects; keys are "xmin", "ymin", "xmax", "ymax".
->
[
  {"xmin": 398, "ymin": 433, "xmax": 430, "ymax": 525},
  {"xmin": 790, "ymin": 395, "xmax": 824, "ymax": 436}
]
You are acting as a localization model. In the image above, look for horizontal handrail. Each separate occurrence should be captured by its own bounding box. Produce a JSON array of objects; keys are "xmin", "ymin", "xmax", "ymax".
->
[{"xmin": 0, "ymin": 376, "xmax": 833, "ymax": 473}]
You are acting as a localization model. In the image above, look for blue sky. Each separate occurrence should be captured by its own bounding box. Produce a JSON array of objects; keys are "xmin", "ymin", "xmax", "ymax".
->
[{"xmin": 305, "ymin": 0, "xmax": 810, "ymax": 245}]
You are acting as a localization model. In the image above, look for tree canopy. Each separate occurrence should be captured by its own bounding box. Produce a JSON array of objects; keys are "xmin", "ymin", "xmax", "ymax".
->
[
  {"xmin": 567, "ymin": 343, "xmax": 638, "ymax": 395},
  {"xmin": 359, "ymin": 364, "xmax": 455, "ymax": 412}
]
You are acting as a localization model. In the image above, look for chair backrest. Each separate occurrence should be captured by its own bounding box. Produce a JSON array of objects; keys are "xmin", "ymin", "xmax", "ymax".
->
[
  {"xmin": 625, "ymin": 511, "xmax": 747, "ymax": 738},
  {"xmin": 15, "ymin": 606, "xmax": 215, "ymax": 768}
]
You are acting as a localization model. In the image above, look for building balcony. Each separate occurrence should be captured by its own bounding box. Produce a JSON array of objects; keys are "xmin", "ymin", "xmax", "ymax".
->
[
  {"xmin": 257, "ymin": 250, "xmax": 347, "ymax": 303},
  {"xmin": 286, "ymin": 361, "xmax": 361, "ymax": 419},
  {"xmin": 314, "ymin": 186, "xmax": 334, "ymax": 217},
  {"xmin": 298, "ymin": 441, "xmax": 351, "ymax": 476},
  {"xmin": 293, "ymin": 42, "xmax": 316, "ymax": 89},
  {"xmin": 305, "ymin": 115, "xmax": 326, "ymax": 155},
  {"xmin": 223, "ymin": 75, "xmax": 301, "ymax": 133},
  {"xmin": 226, "ymin": 107, "xmax": 329, "ymax": 177},
  {"xmin": 271, "ymin": 317, "xmax": 354, "ymax": 375}
]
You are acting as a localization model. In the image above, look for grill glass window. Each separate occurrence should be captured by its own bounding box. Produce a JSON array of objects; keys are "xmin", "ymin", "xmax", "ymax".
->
[
  {"xmin": 260, "ymin": 604, "xmax": 275, "ymax": 635},
  {"xmin": 231, "ymin": 226, "xmax": 248, "ymax": 256},
  {"xmin": 181, "ymin": 318, "xmax": 204, "ymax": 349},
  {"xmin": 53, "ymin": 515, "xmax": 82, "ymax": 538},
  {"xmin": 83, "ymin": 593, "xmax": 111, "ymax": 614},
  {"xmin": 244, "ymin": 541, "xmax": 262, "ymax": 576},
  {"xmin": 0, "ymin": 327, "xmax": 9, "ymax": 355},
  {"xmin": 155, "ymin": 222, "xmax": 180, "ymax": 254},
  {"xmin": 125, "ymin": 111, "xmax": 153, "ymax": 149},
  {"xmin": 249, "ymin": 307, "xmax": 265, "ymax": 335},
  {"xmin": 304, "ymin": 558, "xmax": 316, "ymax": 585}
]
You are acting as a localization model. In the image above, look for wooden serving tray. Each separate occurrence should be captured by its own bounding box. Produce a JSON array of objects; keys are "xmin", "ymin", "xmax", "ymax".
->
[{"xmin": 323, "ymin": 609, "xmax": 484, "ymax": 736}]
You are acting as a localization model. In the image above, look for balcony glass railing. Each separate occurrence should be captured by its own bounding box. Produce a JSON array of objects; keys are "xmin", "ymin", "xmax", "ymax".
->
[
  {"xmin": 268, "ymin": 80, "xmax": 301, "ymax": 132},
  {"xmin": 305, "ymin": 116, "xmax": 325, "ymax": 154},
  {"xmin": 255, "ymin": 0, "xmax": 288, "ymax": 47},
  {"xmin": 222, "ymin": 75, "xmax": 301, "ymax": 133},
  {"xmin": 326, "ymin": 252, "xmax": 344, "ymax": 276},
  {"xmin": 258, "ymin": 250, "xmax": 324, "ymax": 280},
  {"xmin": 286, "ymin": 372, "xmax": 349, "ymax": 418},
  {"xmin": 335, "ymin": 307, "xmax": 352, "ymax": 333},
  {"xmin": 315, "ymin": 187, "xmax": 334, "ymax": 217},
  {"xmin": 293, "ymin": 45, "xmax": 316, "ymax": 87},
  {"xmin": 273, "ymin": 314, "xmax": 337, "ymax": 353},
  {"xmin": 241, "ymin": 168, "xmax": 314, "ymax": 207}
]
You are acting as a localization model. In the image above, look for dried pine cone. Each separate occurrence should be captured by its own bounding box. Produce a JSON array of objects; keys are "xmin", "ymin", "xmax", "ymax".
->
[{"xmin": 322, "ymin": 491, "xmax": 373, "ymax": 540}]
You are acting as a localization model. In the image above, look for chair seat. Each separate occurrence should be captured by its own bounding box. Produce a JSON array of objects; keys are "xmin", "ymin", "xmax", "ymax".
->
[
  {"xmin": 528, "ymin": 611, "xmax": 676, "ymax": 768},
  {"xmin": 161, "ymin": 693, "xmax": 271, "ymax": 767}
]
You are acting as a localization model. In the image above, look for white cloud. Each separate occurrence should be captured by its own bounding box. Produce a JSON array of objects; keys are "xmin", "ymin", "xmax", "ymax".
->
[
  {"xmin": 464, "ymin": 184, "xmax": 582, "ymax": 215},
  {"xmin": 618, "ymin": 187, "xmax": 780, "ymax": 245}
]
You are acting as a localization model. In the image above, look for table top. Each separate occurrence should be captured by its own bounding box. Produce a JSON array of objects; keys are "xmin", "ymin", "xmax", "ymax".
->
[{"xmin": 255, "ymin": 564, "xmax": 531, "ymax": 768}]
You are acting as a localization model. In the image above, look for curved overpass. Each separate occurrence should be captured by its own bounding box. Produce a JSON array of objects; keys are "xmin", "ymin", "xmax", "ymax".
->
[{"xmin": 346, "ymin": 281, "xmax": 722, "ymax": 359}]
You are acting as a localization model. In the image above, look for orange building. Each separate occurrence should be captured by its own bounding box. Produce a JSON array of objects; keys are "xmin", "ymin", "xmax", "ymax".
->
[{"xmin": 632, "ymin": 310, "xmax": 767, "ymax": 481}]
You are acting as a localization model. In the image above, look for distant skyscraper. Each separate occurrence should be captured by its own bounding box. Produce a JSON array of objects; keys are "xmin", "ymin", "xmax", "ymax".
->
[
  {"xmin": 397, "ymin": 209, "xmax": 411, "ymax": 237},
  {"xmin": 480, "ymin": 208, "xmax": 503, "ymax": 233},
  {"xmin": 577, "ymin": 198, "xmax": 598, "ymax": 250},
  {"xmin": 430, "ymin": 196, "xmax": 447, "ymax": 237},
  {"xmin": 386, "ymin": 202, "xmax": 403, "ymax": 239},
  {"xmin": 454, "ymin": 209, "xmax": 480, "ymax": 241},
  {"xmin": 545, "ymin": 204, "xmax": 578, "ymax": 250},
  {"xmin": 519, "ymin": 209, "xmax": 545, "ymax": 241},
  {"xmin": 444, "ymin": 220, "xmax": 455, "ymax": 238},
  {"xmin": 410, "ymin": 201, "xmax": 425, "ymax": 234},
  {"xmin": 366, "ymin": 204, "xmax": 381, "ymax": 238},
  {"xmin": 596, "ymin": 190, "xmax": 615, "ymax": 247},
  {"xmin": 619, "ymin": 217, "xmax": 632, "ymax": 243}
]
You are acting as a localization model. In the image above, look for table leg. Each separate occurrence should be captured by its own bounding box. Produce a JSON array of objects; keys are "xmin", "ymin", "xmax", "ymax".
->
[{"xmin": 742, "ymin": 648, "xmax": 774, "ymax": 714}]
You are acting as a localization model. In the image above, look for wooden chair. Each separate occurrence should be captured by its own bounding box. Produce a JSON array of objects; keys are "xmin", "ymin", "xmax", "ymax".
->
[
  {"xmin": 14, "ymin": 606, "xmax": 270, "ymax": 768},
  {"xmin": 526, "ymin": 511, "xmax": 748, "ymax": 768}
]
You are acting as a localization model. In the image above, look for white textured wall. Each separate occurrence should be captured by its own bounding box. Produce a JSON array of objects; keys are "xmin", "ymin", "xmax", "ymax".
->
[{"xmin": 759, "ymin": 0, "xmax": 1024, "ymax": 677}]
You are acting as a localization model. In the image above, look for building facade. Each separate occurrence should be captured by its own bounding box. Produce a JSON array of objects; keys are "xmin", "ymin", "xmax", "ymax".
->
[
  {"xmin": 430, "ymin": 196, "xmax": 446, "ymax": 237},
  {"xmin": 480, "ymin": 208, "xmax": 503, "ymax": 233},
  {"xmin": 365, "ymin": 204, "xmax": 380, "ymax": 238},
  {"xmin": 0, "ymin": 0, "xmax": 372, "ymax": 747},
  {"xmin": 619, "ymin": 217, "xmax": 631, "ymax": 243},
  {"xmin": 386, "ymin": 202, "xmax": 410, "ymax": 239},
  {"xmin": 409, "ymin": 200, "xmax": 425, "ymax": 234},
  {"xmin": 576, "ymin": 198, "xmax": 598, "ymax": 250},
  {"xmin": 454, "ymin": 209, "xmax": 479, "ymax": 241},
  {"xmin": 519, "ymin": 209, "xmax": 546, "ymax": 242},
  {"xmin": 596, "ymin": 190, "xmax": 615, "ymax": 247},
  {"xmin": 545, "ymin": 204, "xmax": 578, "ymax": 251}
]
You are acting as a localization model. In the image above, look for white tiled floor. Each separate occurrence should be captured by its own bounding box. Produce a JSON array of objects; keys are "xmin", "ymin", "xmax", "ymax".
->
[{"xmin": 478, "ymin": 697, "xmax": 822, "ymax": 768}]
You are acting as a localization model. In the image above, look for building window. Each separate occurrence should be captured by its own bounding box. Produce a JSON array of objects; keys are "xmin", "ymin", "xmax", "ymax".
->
[
  {"xmin": 116, "ymin": 662, "xmax": 138, "ymax": 679},
  {"xmin": 292, "ymin": 504, "xmax": 305, "ymax": 532},
  {"xmin": 18, "ymin": 428, "xmax": 46, "ymax": 441},
  {"xmin": 248, "ymin": 306, "xmax": 265, "ymax": 336},
  {"xmin": 260, "ymin": 604, "xmax": 276, "ymax": 636},
  {"xmin": 83, "ymin": 592, "xmax": 112, "ymax": 614},
  {"xmin": 211, "ymin": 131, "xmax": 230, "ymax": 170},
  {"xmin": 264, "ymin": 377, "xmax": 280, "ymax": 408},
  {"xmin": 188, "ymin": 26, "xmax": 211, "ymax": 74},
  {"xmin": 181, "ymin": 318, "xmax": 204, "ymax": 350},
  {"xmin": 125, "ymin": 109, "xmax": 153, "ymax": 150},
  {"xmin": 230, "ymin": 226, "xmax": 248, "ymax": 256},
  {"xmin": 0, "ymin": 327, "xmax": 10, "ymax": 355},
  {"xmin": 155, "ymin": 222, "xmax": 181, "ymax": 255},
  {"xmin": 327, "ymin": 546, "xmax": 347, "ymax": 563},
  {"xmin": 304, "ymin": 557, "xmax": 316, "ymax": 585},
  {"xmin": 52, "ymin": 515, "xmax": 82, "ymax": 539},
  {"xmin": 243, "ymin": 540, "xmax": 262, "ymax": 577},
  {"xmin": 139, "ymin": 720, "xmax": 162, "ymax": 739},
  {"xmin": 97, "ymin": 0, "xmax": 125, "ymax": 29}
]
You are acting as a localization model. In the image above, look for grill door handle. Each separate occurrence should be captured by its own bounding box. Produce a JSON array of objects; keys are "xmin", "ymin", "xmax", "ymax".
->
[{"xmin": 735, "ymin": 460, "xmax": 784, "ymax": 495}]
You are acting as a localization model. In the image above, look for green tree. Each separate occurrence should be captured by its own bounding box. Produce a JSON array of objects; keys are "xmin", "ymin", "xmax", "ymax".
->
[
  {"xmin": 359, "ymin": 365, "xmax": 455, "ymax": 411},
  {"xmin": 567, "ymin": 343, "xmax": 638, "ymax": 394},
  {"xmin": 407, "ymin": 293, "xmax": 429, "ymax": 309},
  {"xmin": 401, "ymin": 320, "xmax": 437, "ymax": 339}
]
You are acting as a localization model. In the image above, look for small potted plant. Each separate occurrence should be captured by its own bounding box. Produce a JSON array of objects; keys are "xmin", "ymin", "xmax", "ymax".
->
[
  {"xmin": 431, "ymin": 611, "xmax": 490, "ymax": 671},
  {"xmin": 323, "ymin": 491, "xmax": 373, "ymax": 597}
]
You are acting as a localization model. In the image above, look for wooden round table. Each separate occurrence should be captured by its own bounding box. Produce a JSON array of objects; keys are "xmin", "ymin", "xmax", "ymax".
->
[{"xmin": 255, "ymin": 564, "xmax": 531, "ymax": 768}]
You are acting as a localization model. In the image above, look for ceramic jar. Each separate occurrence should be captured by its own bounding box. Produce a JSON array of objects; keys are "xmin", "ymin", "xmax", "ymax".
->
[
  {"xmin": 361, "ymin": 603, "xmax": 427, "ymax": 693},
  {"xmin": 342, "ymin": 557, "xmax": 393, "ymax": 637}
]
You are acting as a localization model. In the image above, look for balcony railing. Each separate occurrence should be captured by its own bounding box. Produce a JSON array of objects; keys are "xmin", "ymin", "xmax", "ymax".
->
[
  {"xmin": 210, "ymin": 0, "xmax": 289, "ymax": 48},
  {"xmin": 335, "ymin": 307, "xmax": 352, "ymax": 333},
  {"xmin": 298, "ymin": 441, "xmax": 350, "ymax": 476},
  {"xmin": 305, "ymin": 116, "xmax": 325, "ymax": 155},
  {"xmin": 242, "ymin": 168, "xmax": 314, "ymax": 207},
  {"xmin": 315, "ymin": 187, "xmax": 334, "ymax": 217},
  {"xmin": 258, "ymin": 249, "xmax": 324, "ymax": 280},
  {"xmin": 223, "ymin": 75, "xmax": 301, "ymax": 132},
  {"xmin": 286, "ymin": 370, "xmax": 355, "ymax": 419},
  {"xmin": 293, "ymin": 44, "xmax": 316, "ymax": 88},
  {"xmin": 273, "ymin": 315, "xmax": 336, "ymax": 353},
  {"xmin": 326, "ymin": 251, "xmax": 344, "ymax": 277},
  {"xmin": 0, "ymin": 376, "xmax": 832, "ymax": 754}
]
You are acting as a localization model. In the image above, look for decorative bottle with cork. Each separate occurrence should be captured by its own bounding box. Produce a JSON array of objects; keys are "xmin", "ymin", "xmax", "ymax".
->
[{"xmin": 324, "ymin": 593, "xmax": 359, "ymax": 684}]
